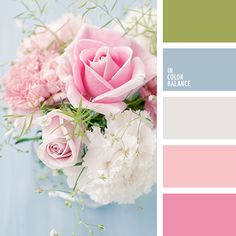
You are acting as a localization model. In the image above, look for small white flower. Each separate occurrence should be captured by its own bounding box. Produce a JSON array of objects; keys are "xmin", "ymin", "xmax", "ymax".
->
[
  {"xmin": 5, "ymin": 128, "xmax": 14, "ymax": 141},
  {"xmin": 48, "ymin": 191, "xmax": 77, "ymax": 202},
  {"xmin": 148, "ymin": 95, "xmax": 157, "ymax": 101},
  {"xmin": 50, "ymin": 229, "xmax": 59, "ymax": 236},
  {"xmin": 15, "ymin": 19, "xmax": 23, "ymax": 29},
  {"xmin": 34, "ymin": 115, "xmax": 52, "ymax": 127},
  {"xmin": 113, "ymin": 7, "xmax": 157, "ymax": 53}
]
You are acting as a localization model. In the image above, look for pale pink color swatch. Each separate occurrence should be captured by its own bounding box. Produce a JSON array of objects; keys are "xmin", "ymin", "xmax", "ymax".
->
[
  {"xmin": 164, "ymin": 194, "xmax": 236, "ymax": 236},
  {"xmin": 164, "ymin": 145, "xmax": 236, "ymax": 187}
]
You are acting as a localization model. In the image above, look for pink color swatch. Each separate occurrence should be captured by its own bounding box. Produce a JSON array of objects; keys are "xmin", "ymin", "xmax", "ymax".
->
[
  {"xmin": 164, "ymin": 194, "xmax": 236, "ymax": 236},
  {"xmin": 164, "ymin": 145, "xmax": 236, "ymax": 187}
]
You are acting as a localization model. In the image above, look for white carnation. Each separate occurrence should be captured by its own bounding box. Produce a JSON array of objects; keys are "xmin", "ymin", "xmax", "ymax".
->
[{"xmin": 69, "ymin": 110, "xmax": 156, "ymax": 205}]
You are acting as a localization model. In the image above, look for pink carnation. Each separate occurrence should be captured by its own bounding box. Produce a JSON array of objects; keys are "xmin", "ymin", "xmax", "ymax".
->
[
  {"xmin": 3, "ymin": 51, "xmax": 65, "ymax": 114},
  {"xmin": 140, "ymin": 77, "xmax": 157, "ymax": 126},
  {"xmin": 18, "ymin": 14, "xmax": 84, "ymax": 57}
]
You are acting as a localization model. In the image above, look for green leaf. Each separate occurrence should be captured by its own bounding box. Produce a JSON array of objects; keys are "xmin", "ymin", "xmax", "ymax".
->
[
  {"xmin": 14, "ymin": 12, "xmax": 27, "ymax": 19},
  {"xmin": 15, "ymin": 136, "xmax": 42, "ymax": 144},
  {"xmin": 111, "ymin": 0, "xmax": 118, "ymax": 12},
  {"xmin": 78, "ymin": 0, "xmax": 89, "ymax": 9},
  {"xmin": 101, "ymin": 18, "xmax": 114, "ymax": 28}
]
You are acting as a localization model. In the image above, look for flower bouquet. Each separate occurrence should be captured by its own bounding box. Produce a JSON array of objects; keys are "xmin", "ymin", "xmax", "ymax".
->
[{"xmin": 1, "ymin": 0, "xmax": 156, "ymax": 234}]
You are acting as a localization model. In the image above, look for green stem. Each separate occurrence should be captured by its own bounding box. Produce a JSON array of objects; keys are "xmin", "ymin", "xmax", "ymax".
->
[{"xmin": 73, "ymin": 167, "xmax": 86, "ymax": 192}]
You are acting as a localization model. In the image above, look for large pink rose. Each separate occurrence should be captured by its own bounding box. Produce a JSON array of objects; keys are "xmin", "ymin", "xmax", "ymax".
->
[
  {"xmin": 37, "ymin": 110, "xmax": 81, "ymax": 169},
  {"xmin": 57, "ymin": 24, "xmax": 156, "ymax": 114}
]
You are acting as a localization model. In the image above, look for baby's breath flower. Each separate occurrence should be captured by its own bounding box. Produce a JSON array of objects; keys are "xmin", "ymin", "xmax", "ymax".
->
[{"xmin": 50, "ymin": 229, "xmax": 59, "ymax": 236}]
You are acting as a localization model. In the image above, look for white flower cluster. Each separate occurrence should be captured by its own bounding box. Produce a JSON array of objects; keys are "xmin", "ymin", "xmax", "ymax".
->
[
  {"xmin": 114, "ymin": 7, "xmax": 157, "ymax": 53},
  {"xmin": 65, "ymin": 110, "xmax": 156, "ymax": 204}
]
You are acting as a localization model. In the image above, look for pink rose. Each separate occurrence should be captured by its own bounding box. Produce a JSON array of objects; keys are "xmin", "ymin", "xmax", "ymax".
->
[
  {"xmin": 57, "ymin": 24, "xmax": 156, "ymax": 114},
  {"xmin": 37, "ymin": 110, "xmax": 81, "ymax": 169}
]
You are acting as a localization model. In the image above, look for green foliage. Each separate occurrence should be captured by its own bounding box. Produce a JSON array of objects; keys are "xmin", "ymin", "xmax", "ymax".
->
[
  {"xmin": 3, "ymin": 113, "xmax": 34, "ymax": 138},
  {"xmin": 125, "ymin": 97, "xmax": 145, "ymax": 111},
  {"xmin": 15, "ymin": 0, "xmax": 157, "ymax": 55},
  {"xmin": 40, "ymin": 91, "xmax": 145, "ymax": 139},
  {"xmin": 97, "ymin": 224, "xmax": 105, "ymax": 231},
  {"xmin": 14, "ymin": 136, "xmax": 42, "ymax": 144},
  {"xmin": 123, "ymin": 6, "xmax": 157, "ymax": 55},
  {"xmin": 41, "ymin": 99, "xmax": 107, "ymax": 137},
  {"xmin": 125, "ymin": 92, "xmax": 145, "ymax": 111},
  {"xmin": 15, "ymin": 0, "xmax": 49, "ymax": 36}
]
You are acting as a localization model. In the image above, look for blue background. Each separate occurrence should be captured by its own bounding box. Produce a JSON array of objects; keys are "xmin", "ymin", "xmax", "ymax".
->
[{"xmin": 0, "ymin": 1, "xmax": 156, "ymax": 236}]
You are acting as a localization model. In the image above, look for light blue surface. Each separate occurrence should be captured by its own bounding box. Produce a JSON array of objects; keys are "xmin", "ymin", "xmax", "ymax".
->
[{"xmin": 0, "ymin": 1, "xmax": 156, "ymax": 236}]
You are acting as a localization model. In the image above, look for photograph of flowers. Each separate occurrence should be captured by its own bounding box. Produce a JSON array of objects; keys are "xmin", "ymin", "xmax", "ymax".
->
[{"xmin": 0, "ymin": 0, "xmax": 157, "ymax": 235}]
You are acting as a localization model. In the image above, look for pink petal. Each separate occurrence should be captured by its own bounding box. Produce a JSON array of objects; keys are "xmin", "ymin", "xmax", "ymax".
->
[
  {"xmin": 82, "ymin": 46, "xmax": 120, "ymax": 82},
  {"xmin": 67, "ymin": 79, "xmax": 126, "ymax": 114},
  {"xmin": 89, "ymin": 59, "xmax": 106, "ymax": 77},
  {"xmin": 103, "ymin": 50, "xmax": 120, "ymax": 81},
  {"xmin": 93, "ymin": 46, "xmax": 109, "ymax": 61},
  {"xmin": 71, "ymin": 39, "xmax": 106, "ymax": 96},
  {"xmin": 75, "ymin": 24, "xmax": 156, "ymax": 81},
  {"xmin": 81, "ymin": 47, "xmax": 106, "ymax": 78},
  {"xmin": 109, "ymin": 47, "xmax": 133, "ymax": 88},
  {"xmin": 93, "ymin": 57, "xmax": 146, "ymax": 103},
  {"xmin": 129, "ymin": 40, "xmax": 156, "ymax": 81},
  {"xmin": 80, "ymin": 51, "xmax": 113, "ymax": 98}
]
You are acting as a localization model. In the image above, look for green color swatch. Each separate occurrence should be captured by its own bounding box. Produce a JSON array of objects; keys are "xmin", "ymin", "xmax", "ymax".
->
[{"xmin": 164, "ymin": 0, "xmax": 236, "ymax": 42}]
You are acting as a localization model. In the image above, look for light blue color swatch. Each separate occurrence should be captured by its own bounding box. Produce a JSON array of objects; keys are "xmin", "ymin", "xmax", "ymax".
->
[{"xmin": 164, "ymin": 49, "xmax": 236, "ymax": 91}]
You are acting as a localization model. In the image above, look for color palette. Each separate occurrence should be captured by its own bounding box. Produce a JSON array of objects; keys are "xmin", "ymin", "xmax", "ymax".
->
[
  {"xmin": 162, "ymin": 48, "xmax": 236, "ymax": 234},
  {"xmin": 162, "ymin": 0, "xmax": 236, "ymax": 234},
  {"xmin": 164, "ymin": 0, "xmax": 236, "ymax": 42}
]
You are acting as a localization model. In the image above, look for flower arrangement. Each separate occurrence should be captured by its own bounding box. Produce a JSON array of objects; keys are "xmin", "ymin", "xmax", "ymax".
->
[{"xmin": 1, "ymin": 0, "xmax": 156, "ymax": 234}]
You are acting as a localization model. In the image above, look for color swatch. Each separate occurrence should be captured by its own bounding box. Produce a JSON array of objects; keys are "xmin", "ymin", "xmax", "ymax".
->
[
  {"xmin": 164, "ymin": 146, "xmax": 236, "ymax": 187},
  {"xmin": 164, "ymin": 97, "xmax": 236, "ymax": 139},
  {"xmin": 164, "ymin": 0, "xmax": 236, "ymax": 42},
  {"xmin": 164, "ymin": 49, "xmax": 236, "ymax": 91},
  {"xmin": 164, "ymin": 194, "xmax": 236, "ymax": 236}
]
